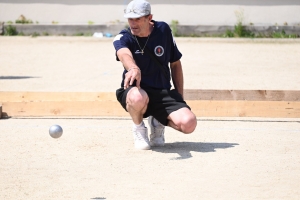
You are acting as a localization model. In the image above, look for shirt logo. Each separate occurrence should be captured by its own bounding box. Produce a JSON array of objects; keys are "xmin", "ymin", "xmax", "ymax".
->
[{"xmin": 154, "ymin": 46, "xmax": 164, "ymax": 57}]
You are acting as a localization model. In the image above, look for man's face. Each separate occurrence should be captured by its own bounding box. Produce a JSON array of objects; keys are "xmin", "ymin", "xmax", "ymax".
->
[{"xmin": 128, "ymin": 15, "xmax": 151, "ymax": 36}]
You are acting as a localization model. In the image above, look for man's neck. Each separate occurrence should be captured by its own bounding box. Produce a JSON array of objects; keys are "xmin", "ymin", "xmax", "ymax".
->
[{"xmin": 136, "ymin": 23, "xmax": 154, "ymax": 37}]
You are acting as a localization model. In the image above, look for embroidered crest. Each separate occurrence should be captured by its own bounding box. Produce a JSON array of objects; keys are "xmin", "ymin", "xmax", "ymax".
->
[{"xmin": 154, "ymin": 46, "xmax": 164, "ymax": 57}]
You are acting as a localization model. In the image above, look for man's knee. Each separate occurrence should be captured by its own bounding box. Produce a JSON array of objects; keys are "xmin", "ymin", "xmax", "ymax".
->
[
  {"xmin": 181, "ymin": 114, "xmax": 197, "ymax": 134},
  {"xmin": 126, "ymin": 87, "xmax": 148, "ymax": 110},
  {"xmin": 168, "ymin": 108, "xmax": 197, "ymax": 134}
]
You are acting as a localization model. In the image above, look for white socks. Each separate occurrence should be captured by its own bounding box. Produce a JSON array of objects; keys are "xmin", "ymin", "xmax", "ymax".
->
[
  {"xmin": 133, "ymin": 117, "xmax": 160, "ymax": 128},
  {"xmin": 133, "ymin": 121, "xmax": 145, "ymax": 128}
]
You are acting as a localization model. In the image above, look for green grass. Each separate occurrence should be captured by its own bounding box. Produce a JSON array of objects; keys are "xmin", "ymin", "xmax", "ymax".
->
[
  {"xmin": 73, "ymin": 32, "xmax": 93, "ymax": 36},
  {"xmin": 272, "ymin": 30, "xmax": 297, "ymax": 38},
  {"xmin": 31, "ymin": 32, "xmax": 40, "ymax": 37}
]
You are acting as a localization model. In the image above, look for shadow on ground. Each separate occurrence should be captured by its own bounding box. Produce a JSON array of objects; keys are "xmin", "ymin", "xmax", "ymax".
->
[
  {"xmin": 0, "ymin": 76, "xmax": 40, "ymax": 80},
  {"xmin": 152, "ymin": 142, "xmax": 239, "ymax": 160}
]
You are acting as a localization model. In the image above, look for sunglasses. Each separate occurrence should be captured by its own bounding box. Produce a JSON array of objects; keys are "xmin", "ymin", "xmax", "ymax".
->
[{"xmin": 124, "ymin": 8, "xmax": 150, "ymax": 15}]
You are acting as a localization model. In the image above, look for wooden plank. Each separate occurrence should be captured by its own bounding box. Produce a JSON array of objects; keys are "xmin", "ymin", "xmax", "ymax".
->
[
  {"xmin": 1, "ymin": 91, "xmax": 300, "ymax": 118},
  {"xmin": 1, "ymin": 90, "xmax": 300, "ymax": 102},
  {"xmin": 2, "ymin": 101, "xmax": 127, "ymax": 117},
  {"xmin": 187, "ymin": 101, "xmax": 300, "ymax": 118},
  {"xmin": 1, "ymin": 101, "xmax": 300, "ymax": 118},
  {"xmin": 184, "ymin": 90, "xmax": 300, "ymax": 101},
  {"xmin": 0, "ymin": 92, "xmax": 115, "ymax": 102}
]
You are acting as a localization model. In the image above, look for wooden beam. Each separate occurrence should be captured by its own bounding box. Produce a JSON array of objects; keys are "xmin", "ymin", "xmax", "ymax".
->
[
  {"xmin": 0, "ymin": 92, "xmax": 115, "ymax": 102},
  {"xmin": 2, "ymin": 101, "xmax": 127, "ymax": 117},
  {"xmin": 1, "ymin": 90, "xmax": 300, "ymax": 118},
  {"xmin": 1, "ymin": 90, "xmax": 300, "ymax": 102},
  {"xmin": 1, "ymin": 101, "xmax": 299, "ymax": 118},
  {"xmin": 187, "ymin": 101, "xmax": 300, "ymax": 118},
  {"xmin": 184, "ymin": 90, "xmax": 300, "ymax": 101}
]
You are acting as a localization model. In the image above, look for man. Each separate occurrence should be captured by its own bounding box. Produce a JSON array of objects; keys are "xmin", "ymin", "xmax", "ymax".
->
[{"xmin": 113, "ymin": 0, "xmax": 197, "ymax": 150}]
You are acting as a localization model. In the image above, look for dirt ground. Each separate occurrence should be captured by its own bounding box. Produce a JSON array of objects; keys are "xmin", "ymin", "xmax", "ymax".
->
[
  {"xmin": 1, "ymin": 37, "xmax": 300, "ymax": 91},
  {"xmin": 1, "ymin": 37, "xmax": 300, "ymax": 200}
]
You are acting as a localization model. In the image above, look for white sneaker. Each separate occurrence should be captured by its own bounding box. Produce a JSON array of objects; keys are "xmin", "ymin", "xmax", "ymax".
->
[
  {"xmin": 148, "ymin": 116, "xmax": 165, "ymax": 147},
  {"xmin": 133, "ymin": 126, "xmax": 151, "ymax": 150}
]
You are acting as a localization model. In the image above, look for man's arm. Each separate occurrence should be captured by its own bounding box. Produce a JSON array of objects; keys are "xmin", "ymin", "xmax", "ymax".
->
[
  {"xmin": 170, "ymin": 60, "xmax": 184, "ymax": 98},
  {"xmin": 117, "ymin": 48, "xmax": 141, "ymax": 89}
]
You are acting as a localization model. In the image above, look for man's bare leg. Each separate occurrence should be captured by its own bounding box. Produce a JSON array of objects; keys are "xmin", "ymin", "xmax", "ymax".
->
[
  {"xmin": 126, "ymin": 87, "xmax": 150, "ymax": 150},
  {"xmin": 167, "ymin": 107, "xmax": 197, "ymax": 134},
  {"xmin": 126, "ymin": 87, "xmax": 149, "ymax": 124}
]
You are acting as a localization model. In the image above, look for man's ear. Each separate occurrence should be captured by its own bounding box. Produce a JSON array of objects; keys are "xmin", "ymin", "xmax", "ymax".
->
[{"xmin": 148, "ymin": 14, "xmax": 153, "ymax": 21}]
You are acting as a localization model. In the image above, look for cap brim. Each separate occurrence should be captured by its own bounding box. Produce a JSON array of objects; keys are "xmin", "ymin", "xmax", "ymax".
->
[{"xmin": 124, "ymin": 13, "xmax": 146, "ymax": 18}]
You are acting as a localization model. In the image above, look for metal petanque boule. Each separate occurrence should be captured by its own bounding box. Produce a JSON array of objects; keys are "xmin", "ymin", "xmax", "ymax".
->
[{"xmin": 49, "ymin": 125, "xmax": 63, "ymax": 138}]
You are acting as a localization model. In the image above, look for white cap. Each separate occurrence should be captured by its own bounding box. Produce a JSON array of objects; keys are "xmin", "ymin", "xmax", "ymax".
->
[{"xmin": 124, "ymin": 0, "xmax": 151, "ymax": 18}]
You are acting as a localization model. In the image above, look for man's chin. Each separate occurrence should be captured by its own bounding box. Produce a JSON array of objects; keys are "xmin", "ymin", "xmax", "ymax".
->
[{"xmin": 131, "ymin": 29, "xmax": 139, "ymax": 35}]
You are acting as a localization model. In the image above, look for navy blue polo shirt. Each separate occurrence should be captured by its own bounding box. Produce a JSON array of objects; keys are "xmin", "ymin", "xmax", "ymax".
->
[{"xmin": 113, "ymin": 20, "xmax": 182, "ymax": 90}]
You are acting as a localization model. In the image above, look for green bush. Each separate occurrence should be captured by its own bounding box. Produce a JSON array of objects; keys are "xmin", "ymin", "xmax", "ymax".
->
[
  {"xmin": 170, "ymin": 20, "xmax": 179, "ymax": 36},
  {"xmin": 232, "ymin": 8, "xmax": 255, "ymax": 38},
  {"xmin": 4, "ymin": 25, "xmax": 18, "ymax": 36},
  {"xmin": 234, "ymin": 22, "xmax": 255, "ymax": 37},
  {"xmin": 224, "ymin": 29, "xmax": 234, "ymax": 38},
  {"xmin": 15, "ymin": 19, "xmax": 33, "ymax": 24}
]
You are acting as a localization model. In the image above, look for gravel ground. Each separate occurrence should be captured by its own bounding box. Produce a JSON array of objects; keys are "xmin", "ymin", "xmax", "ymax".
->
[{"xmin": 0, "ymin": 37, "xmax": 300, "ymax": 200}]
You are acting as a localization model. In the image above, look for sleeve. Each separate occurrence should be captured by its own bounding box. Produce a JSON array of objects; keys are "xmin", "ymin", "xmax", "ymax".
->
[
  {"xmin": 168, "ymin": 25, "xmax": 182, "ymax": 63},
  {"xmin": 113, "ymin": 30, "xmax": 131, "ymax": 61}
]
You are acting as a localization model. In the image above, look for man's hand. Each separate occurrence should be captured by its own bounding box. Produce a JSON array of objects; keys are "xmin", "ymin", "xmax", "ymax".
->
[
  {"xmin": 124, "ymin": 68, "xmax": 141, "ymax": 89},
  {"xmin": 117, "ymin": 48, "xmax": 142, "ymax": 89}
]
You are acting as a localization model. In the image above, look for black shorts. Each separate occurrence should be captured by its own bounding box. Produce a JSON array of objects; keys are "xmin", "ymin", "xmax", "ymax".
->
[{"xmin": 116, "ymin": 86, "xmax": 191, "ymax": 126}]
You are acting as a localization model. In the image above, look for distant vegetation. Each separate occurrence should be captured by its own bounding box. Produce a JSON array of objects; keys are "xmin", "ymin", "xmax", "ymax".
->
[
  {"xmin": 169, "ymin": 9, "xmax": 299, "ymax": 38},
  {"xmin": 222, "ymin": 9, "xmax": 298, "ymax": 38},
  {"xmin": 1, "ymin": 12, "xmax": 299, "ymax": 38},
  {"xmin": 15, "ymin": 15, "xmax": 33, "ymax": 24}
]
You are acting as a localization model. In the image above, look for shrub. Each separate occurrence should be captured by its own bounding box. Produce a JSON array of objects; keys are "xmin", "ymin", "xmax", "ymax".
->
[
  {"xmin": 224, "ymin": 29, "xmax": 234, "ymax": 38},
  {"xmin": 170, "ymin": 20, "xmax": 179, "ymax": 36},
  {"xmin": 272, "ymin": 30, "xmax": 298, "ymax": 38},
  {"xmin": 4, "ymin": 25, "xmax": 18, "ymax": 36}
]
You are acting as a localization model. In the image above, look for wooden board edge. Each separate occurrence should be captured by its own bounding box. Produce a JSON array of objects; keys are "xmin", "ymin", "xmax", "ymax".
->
[
  {"xmin": 186, "ymin": 100, "xmax": 300, "ymax": 118},
  {"xmin": 1, "ymin": 90, "xmax": 300, "ymax": 102},
  {"xmin": 2, "ymin": 100, "xmax": 300, "ymax": 118}
]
